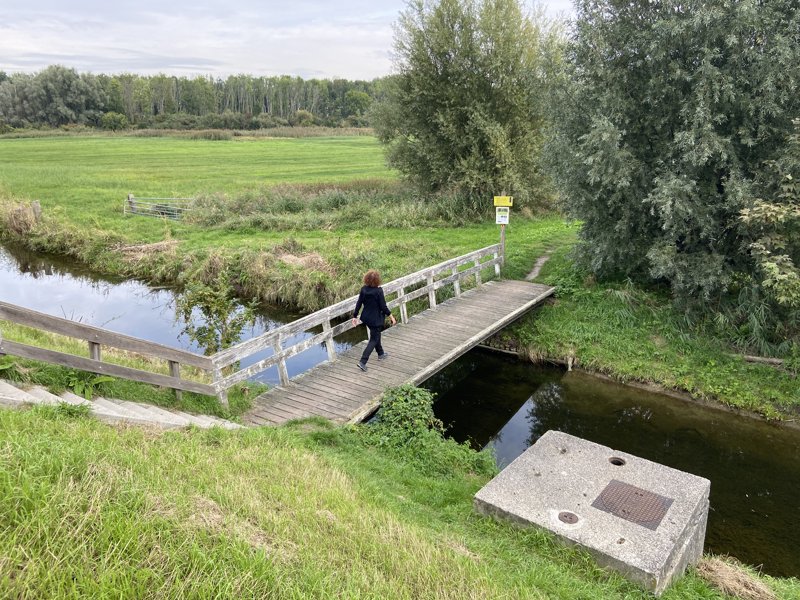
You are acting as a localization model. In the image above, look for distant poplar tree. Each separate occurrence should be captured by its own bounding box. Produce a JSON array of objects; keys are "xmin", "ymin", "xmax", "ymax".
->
[
  {"xmin": 549, "ymin": 0, "xmax": 800, "ymax": 351},
  {"xmin": 372, "ymin": 0, "xmax": 560, "ymax": 212}
]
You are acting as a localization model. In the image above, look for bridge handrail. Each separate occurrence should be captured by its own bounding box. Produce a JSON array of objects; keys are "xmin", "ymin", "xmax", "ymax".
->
[
  {"xmin": 0, "ymin": 243, "xmax": 503, "ymax": 407},
  {"xmin": 0, "ymin": 301, "xmax": 215, "ymax": 397},
  {"xmin": 210, "ymin": 243, "xmax": 503, "ymax": 397}
]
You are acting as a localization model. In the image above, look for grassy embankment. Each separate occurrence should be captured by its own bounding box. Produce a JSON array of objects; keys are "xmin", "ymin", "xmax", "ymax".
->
[
  {"xmin": 0, "ymin": 133, "xmax": 797, "ymax": 421},
  {"xmin": 2, "ymin": 400, "xmax": 795, "ymax": 599}
]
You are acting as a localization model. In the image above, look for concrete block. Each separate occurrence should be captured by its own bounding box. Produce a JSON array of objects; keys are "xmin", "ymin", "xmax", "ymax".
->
[
  {"xmin": 474, "ymin": 431, "xmax": 710, "ymax": 596},
  {"xmin": 26, "ymin": 386, "xmax": 67, "ymax": 405},
  {"xmin": 131, "ymin": 402, "xmax": 195, "ymax": 426},
  {"xmin": 0, "ymin": 380, "xmax": 37, "ymax": 407}
]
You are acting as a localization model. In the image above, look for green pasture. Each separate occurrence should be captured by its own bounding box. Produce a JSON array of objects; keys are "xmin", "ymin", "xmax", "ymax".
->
[{"xmin": 0, "ymin": 135, "xmax": 394, "ymax": 238}]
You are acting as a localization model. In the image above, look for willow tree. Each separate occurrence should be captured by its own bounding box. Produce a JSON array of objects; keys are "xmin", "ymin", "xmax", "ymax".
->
[
  {"xmin": 549, "ymin": 0, "xmax": 800, "ymax": 351},
  {"xmin": 373, "ymin": 0, "xmax": 559, "ymax": 212}
]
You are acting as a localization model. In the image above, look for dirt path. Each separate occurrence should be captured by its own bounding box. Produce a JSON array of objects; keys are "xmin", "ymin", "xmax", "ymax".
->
[{"xmin": 525, "ymin": 251, "xmax": 552, "ymax": 281}]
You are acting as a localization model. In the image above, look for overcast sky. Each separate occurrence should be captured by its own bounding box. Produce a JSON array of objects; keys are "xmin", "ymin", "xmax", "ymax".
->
[{"xmin": 0, "ymin": 1, "xmax": 574, "ymax": 80}]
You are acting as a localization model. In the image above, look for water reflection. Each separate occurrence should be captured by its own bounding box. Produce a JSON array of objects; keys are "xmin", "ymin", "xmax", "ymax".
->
[
  {"xmin": 0, "ymin": 243, "xmax": 363, "ymax": 384},
  {"xmin": 427, "ymin": 351, "xmax": 800, "ymax": 578}
]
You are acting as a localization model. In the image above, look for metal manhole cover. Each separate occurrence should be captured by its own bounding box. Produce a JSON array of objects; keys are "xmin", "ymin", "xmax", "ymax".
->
[{"xmin": 591, "ymin": 480, "xmax": 674, "ymax": 531}]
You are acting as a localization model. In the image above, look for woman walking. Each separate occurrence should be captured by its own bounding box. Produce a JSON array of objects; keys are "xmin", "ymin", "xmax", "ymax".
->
[{"xmin": 351, "ymin": 269, "xmax": 396, "ymax": 372}]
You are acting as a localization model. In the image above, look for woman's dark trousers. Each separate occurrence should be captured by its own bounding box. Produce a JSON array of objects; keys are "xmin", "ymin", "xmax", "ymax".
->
[{"xmin": 360, "ymin": 325, "xmax": 384, "ymax": 364}]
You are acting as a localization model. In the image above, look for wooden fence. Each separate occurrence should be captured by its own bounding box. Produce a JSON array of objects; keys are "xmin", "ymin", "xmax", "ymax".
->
[
  {"xmin": 210, "ymin": 243, "xmax": 503, "ymax": 404},
  {"xmin": 124, "ymin": 194, "xmax": 194, "ymax": 220},
  {"xmin": 0, "ymin": 302, "xmax": 215, "ymax": 399},
  {"xmin": 0, "ymin": 243, "xmax": 502, "ymax": 407}
]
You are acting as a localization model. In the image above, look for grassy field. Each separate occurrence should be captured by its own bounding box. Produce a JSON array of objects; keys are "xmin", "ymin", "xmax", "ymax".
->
[
  {"xmin": 0, "ymin": 135, "xmax": 394, "ymax": 240},
  {"xmin": 518, "ymin": 247, "xmax": 800, "ymax": 418},
  {"xmin": 3, "ymin": 404, "xmax": 794, "ymax": 599}
]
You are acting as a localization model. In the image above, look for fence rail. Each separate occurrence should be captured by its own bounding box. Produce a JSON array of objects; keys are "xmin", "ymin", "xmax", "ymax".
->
[
  {"xmin": 124, "ymin": 194, "xmax": 195, "ymax": 220},
  {"xmin": 209, "ymin": 243, "xmax": 503, "ymax": 402},
  {"xmin": 0, "ymin": 243, "xmax": 503, "ymax": 407},
  {"xmin": 0, "ymin": 302, "xmax": 215, "ymax": 399}
]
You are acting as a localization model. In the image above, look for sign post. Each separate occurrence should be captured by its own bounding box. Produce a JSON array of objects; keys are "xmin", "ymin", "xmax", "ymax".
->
[{"xmin": 493, "ymin": 196, "xmax": 512, "ymax": 268}]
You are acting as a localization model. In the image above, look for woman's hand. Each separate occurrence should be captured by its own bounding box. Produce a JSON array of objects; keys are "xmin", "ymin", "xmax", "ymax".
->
[
  {"xmin": 351, "ymin": 318, "xmax": 359, "ymax": 326},
  {"xmin": 390, "ymin": 314, "xmax": 397, "ymax": 326}
]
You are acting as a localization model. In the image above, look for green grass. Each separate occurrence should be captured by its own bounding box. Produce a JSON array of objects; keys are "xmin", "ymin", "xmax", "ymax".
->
[
  {"xmin": 0, "ymin": 135, "xmax": 394, "ymax": 240},
  {"xmin": 4, "ymin": 406, "xmax": 789, "ymax": 599},
  {"xmin": 515, "ymin": 244, "xmax": 800, "ymax": 419}
]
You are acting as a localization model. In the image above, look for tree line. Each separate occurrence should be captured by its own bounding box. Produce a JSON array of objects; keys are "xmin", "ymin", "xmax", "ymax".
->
[{"xmin": 0, "ymin": 66, "xmax": 385, "ymax": 130}]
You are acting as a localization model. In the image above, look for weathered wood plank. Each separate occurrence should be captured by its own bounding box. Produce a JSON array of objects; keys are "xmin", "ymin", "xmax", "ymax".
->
[
  {"xmin": 263, "ymin": 393, "xmax": 345, "ymax": 420},
  {"xmin": 0, "ymin": 301, "xmax": 212, "ymax": 369},
  {"xmin": 0, "ymin": 339, "xmax": 216, "ymax": 396}
]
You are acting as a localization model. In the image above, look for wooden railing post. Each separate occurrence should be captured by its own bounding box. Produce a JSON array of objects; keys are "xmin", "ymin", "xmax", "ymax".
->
[
  {"xmin": 169, "ymin": 360, "xmax": 183, "ymax": 401},
  {"xmin": 494, "ymin": 252, "xmax": 501, "ymax": 277},
  {"xmin": 452, "ymin": 267, "xmax": 461, "ymax": 297},
  {"xmin": 427, "ymin": 274, "xmax": 437, "ymax": 308},
  {"xmin": 273, "ymin": 337, "xmax": 290, "ymax": 386},
  {"xmin": 322, "ymin": 320, "xmax": 336, "ymax": 362},
  {"xmin": 214, "ymin": 367, "xmax": 228, "ymax": 407},
  {"xmin": 474, "ymin": 259, "xmax": 482, "ymax": 286},
  {"xmin": 88, "ymin": 341, "xmax": 101, "ymax": 361},
  {"xmin": 399, "ymin": 288, "xmax": 409, "ymax": 324}
]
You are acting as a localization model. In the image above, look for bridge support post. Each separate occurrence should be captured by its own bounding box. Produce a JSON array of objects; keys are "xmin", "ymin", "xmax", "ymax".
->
[
  {"xmin": 474, "ymin": 259, "xmax": 482, "ymax": 286},
  {"xmin": 273, "ymin": 337, "xmax": 290, "ymax": 386},
  {"xmin": 213, "ymin": 366, "xmax": 229, "ymax": 407},
  {"xmin": 399, "ymin": 288, "xmax": 409, "ymax": 324},
  {"xmin": 427, "ymin": 274, "xmax": 437, "ymax": 308},
  {"xmin": 322, "ymin": 320, "xmax": 336, "ymax": 362},
  {"xmin": 88, "ymin": 341, "xmax": 101, "ymax": 361},
  {"xmin": 169, "ymin": 360, "xmax": 183, "ymax": 401},
  {"xmin": 452, "ymin": 267, "xmax": 461, "ymax": 297}
]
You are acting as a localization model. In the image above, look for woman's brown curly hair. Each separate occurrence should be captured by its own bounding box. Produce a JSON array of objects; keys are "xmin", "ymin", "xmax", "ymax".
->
[{"xmin": 363, "ymin": 269, "xmax": 381, "ymax": 287}]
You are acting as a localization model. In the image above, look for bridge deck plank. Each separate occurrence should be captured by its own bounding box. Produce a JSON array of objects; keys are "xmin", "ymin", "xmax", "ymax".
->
[{"xmin": 244, "ymin": 280, "xmax": 554, "ymax": 426}]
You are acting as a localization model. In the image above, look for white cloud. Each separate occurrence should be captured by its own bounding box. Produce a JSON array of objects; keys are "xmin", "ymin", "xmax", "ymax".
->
[{"xmin": 0, "ymin": 0, "xmax": 574, "ymax": 79}]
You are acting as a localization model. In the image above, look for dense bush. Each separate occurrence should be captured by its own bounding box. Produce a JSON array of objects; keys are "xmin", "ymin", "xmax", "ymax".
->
[{"xmin": 549, "ymin": 0, "xmax": 800, "ymax": 352}]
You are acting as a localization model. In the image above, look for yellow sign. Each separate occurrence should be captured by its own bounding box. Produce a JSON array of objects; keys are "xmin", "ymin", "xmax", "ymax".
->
[{"xmin": 493, "ymin": 195, "xmax": 513, "ymax": 207}]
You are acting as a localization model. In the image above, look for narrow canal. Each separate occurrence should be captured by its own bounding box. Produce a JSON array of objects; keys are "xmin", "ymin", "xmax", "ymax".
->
[
  {"xmin": 2, "ymin": 242, "xmax": 799, "ymax": 577},
  {"xmin": 0, "ymin": 243, "xmax": 359, "ymax": 385},
  {"xmin": 426, "ymin": 352, "xmax": 800, "ymax": 578}
]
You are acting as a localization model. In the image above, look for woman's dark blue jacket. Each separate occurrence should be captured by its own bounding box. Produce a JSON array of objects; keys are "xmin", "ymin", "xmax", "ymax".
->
[{"xmin": 353, "ymin": 285, "xmax": 391, "ymax": 327}]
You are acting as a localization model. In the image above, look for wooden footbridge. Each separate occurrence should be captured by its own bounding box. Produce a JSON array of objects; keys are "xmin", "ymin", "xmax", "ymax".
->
[
  {"xmin": 213, "ymin": 243, "xmax": 555, "ymax": 426},
  {"xmin": 0, "ymin": 243, "xmax": 554, "ymax": 427}
]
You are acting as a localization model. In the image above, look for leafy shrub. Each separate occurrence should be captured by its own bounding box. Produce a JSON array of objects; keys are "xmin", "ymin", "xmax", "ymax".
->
[
  {"xmin": 67, "ymin": 371, "xmax": 115, "ymax": 400},
  {"xmin": 360, "ymin": 384, "xmax": 496, "ymax": 477},
  {"xmin": 100, "ymin": 111, "xmax": 128, "ymax": 131}
]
